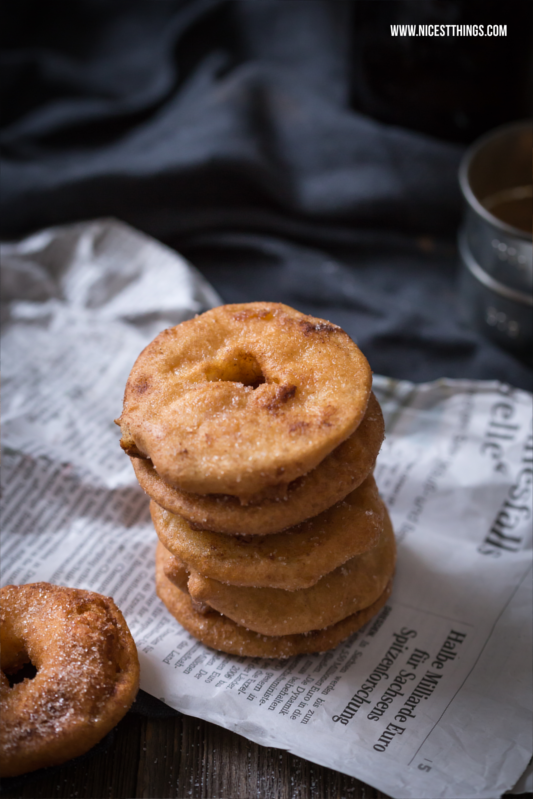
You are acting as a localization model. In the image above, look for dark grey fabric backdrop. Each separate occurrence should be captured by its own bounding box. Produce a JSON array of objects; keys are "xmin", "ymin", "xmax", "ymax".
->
[{"xmin": 1, "ymin": 0, "xmax": 531, "ymax": 389}]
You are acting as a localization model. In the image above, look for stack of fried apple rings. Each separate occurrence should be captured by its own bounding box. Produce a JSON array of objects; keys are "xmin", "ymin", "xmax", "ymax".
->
[{"xmin": 117, "ymin": 302, "xmax": 395, "ymax": 658}]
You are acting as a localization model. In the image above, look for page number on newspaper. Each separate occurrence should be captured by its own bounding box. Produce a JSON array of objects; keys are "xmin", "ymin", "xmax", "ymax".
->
[{"xmin": 417, "ymin": 761, "xmax": 432, "ymax": 772}]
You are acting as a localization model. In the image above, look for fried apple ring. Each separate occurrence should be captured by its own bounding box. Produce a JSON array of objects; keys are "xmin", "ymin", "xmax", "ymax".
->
[
  {"xmin": 151, "ymin": 475, "xmax": 385, "ymax": 590},
  {"xmin": 133, "ymin": 393, "xmax": 384, "ymax": 536},
  {"xmin": 117, "ymin": 303, "xmax": 372, "ymax": 499},
  {"xmin": 165, "ymin": 508, "xmax": 395, "ymax": 637},
  {"xmin": 186, "ymin": 510, "xmax": 395, "ymax": 636},
  {"xmin": 0, "ymin": 583, "xmax": 140, "ymax": 778},
  {"xmin": 156, "ymin": 549, "xmax": 393, "ymax": 658}
]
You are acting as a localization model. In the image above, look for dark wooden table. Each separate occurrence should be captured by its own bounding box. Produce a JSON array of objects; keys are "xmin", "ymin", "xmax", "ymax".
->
[{"xmin": 1, "ymin": 695, "xmax": 392, "ymax": 799}]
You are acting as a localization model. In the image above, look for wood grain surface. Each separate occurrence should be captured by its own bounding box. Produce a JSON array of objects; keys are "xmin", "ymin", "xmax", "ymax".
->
[{"xmin": 0, "ymin": 711, "xmax": 392, "ymax": 799}]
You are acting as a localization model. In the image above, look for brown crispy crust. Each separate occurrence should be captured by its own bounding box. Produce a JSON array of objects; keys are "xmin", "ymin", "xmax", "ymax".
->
[
  {"xmin": 151, "ymin": 474, "xmax": 386, "ymax": 590},
  {"xmin": 156, "ymin": 551, "xmax": 393, "ymax": 659},
  {"xmin": 118, "ymin": 303, "xmax": 373, "ymax": 498},
  {"xmin": 160, "ymin": 548, "xmax": 190, "ymax": 593},
  {"xmin": 117, "ymin": 425, "xmax": 148, "ymax": 460},
  {"xmin": 0, "ymin": 583, "xmax": 139, "ymax": 778},
  {"xmin": 134, "ymin": 393, "xmax": 384, "ymax": 536}
]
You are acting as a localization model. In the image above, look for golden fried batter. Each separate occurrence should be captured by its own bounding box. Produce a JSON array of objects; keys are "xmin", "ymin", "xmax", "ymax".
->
[
  {"xmin": 134, "ymin": 393, "xmax": 384, "ymax": 535},
  {"xmin": 156, "ymin": 549, "xmax": 393, "ymax": 658},
  {"xmin": 0, "ymin": 583, "xmax": 139, "ymax": 778},
  {"xmin": 185, "ymin": 509, "xmax": 395, "ymax": 636},
  {"xmin": 117, "ymin": 303, "xmax": 372, "ymax": 498},
  {"xmin": 159, "ymin": 548, "xmax": 190, "ymax": 593},
  {"xmin": 151, "ymin": 475, "xmax": 385, "ymax": 589}
]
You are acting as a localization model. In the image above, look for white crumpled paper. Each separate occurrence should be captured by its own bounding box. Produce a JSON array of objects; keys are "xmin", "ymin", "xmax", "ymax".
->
[{"xmin": 1, "ymin": 219, "xmax": 531, "ymax": 799}]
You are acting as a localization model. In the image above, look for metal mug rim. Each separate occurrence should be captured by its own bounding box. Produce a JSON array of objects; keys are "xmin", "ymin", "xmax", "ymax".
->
[
  {"xmin": 458, "ymin": 119, "xmax": 532, "ymax": 242},
  {"xmin": 458, "ymin": 229, "xmax": 533, "ymax": 307}
]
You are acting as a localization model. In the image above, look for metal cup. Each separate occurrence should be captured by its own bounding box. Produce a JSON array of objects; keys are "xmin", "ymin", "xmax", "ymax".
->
[{"xmin": 458, "ymin": 120, "xmax": 532, "ymax": 357}]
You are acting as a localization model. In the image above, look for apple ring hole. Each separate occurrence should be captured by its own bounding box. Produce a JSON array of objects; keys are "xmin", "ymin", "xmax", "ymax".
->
[
  {"xmin": 205, "ymin": 352, "xmax": 267, "ymax": 389},
  {"xmin": 5, "ymin": 659, "xmax": 38, "ymax": 688}
]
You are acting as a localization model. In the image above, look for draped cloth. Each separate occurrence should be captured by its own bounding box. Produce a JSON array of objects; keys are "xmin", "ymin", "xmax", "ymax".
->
[{"xmin": 1, "ymin": 0, "xmax": 531, "ymax": 389}]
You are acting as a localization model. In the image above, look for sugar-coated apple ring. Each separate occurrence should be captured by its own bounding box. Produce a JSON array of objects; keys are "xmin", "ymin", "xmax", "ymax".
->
[
  {"xmin": 158, "ymin": 509, "xmax": 395, "ymax": 638},
  {"xmin": 184, "ymin": 508, "xmax": 395, "ymax": 636},
  {"xmin": 0, "ymin": 583, "xmax": 140, "ymax": 778},
  {"xmin": 150, "ymin": 474, "xmax": 386, "ymax": 590},
  {"xmin": 156, "ymin": 548, "xmax": 393, "ymax": 659},
  {"xmin": 117, "ymin": 303, "xmax": 372, "ymax": 499},
  {"xmin": 133, "ymin": 393, "xmax": 384, "ymax": 536}
]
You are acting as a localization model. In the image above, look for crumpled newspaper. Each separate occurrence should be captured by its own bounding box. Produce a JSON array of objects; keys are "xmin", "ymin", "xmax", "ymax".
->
[{"xmin": 1, "ymin": 219, "xmax": 531, "ymax": 799}]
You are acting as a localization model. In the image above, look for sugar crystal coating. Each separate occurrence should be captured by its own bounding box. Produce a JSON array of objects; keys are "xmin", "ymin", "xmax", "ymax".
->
[{"xmin": 0, "ymin": 583, "xmax": 139, "ymax": 778}]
